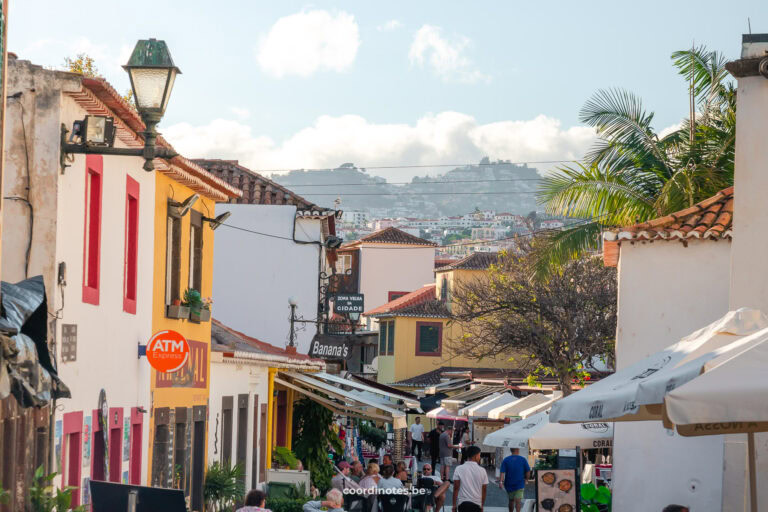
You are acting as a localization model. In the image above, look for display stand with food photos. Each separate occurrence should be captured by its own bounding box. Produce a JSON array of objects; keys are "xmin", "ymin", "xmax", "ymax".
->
[{"xmin": 535, "ymin": 468, "xmax": 579, "ymax": 512}]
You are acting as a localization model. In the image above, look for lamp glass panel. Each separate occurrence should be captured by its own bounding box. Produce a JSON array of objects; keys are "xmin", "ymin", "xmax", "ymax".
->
[
  {"xmin": 85, "ymin": 116, "xmax": 106, "ymax": 144},
  {"xmin": 130, "ymin": 68, "xmax": 171, "ymax": 110},
  {"xmin": 161, "ymin": 69, "xmax": 177, "ymax": 112}
]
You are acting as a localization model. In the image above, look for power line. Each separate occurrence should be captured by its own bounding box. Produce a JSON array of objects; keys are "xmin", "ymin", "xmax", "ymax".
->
[
  {"xmin": 279, "ymin": 191, "xmax": 541, "ymax": 197},
  {"xmin": 260, "ymin": 159, "xmax": 580, "ymax": 174},
  {"xmin": 217, "ymin": 213, "xmax": 607, "ymax": 249},
  {"xmin": 282, "ymin": 178, "xmax": 542, "ymax": 188}
]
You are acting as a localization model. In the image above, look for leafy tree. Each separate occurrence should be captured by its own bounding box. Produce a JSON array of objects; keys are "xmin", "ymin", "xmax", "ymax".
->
[
  {"xmin": 448, "ymin": 244, "xmax": 617, "ymax": 395},
  {"xmin": 535, "ymin": 46, "xmax": 735, "ymax": 278},
  {"xmin": 64, "ymin": 53, "xmax": 99, "ymax": 77},
  {"xmin": 292, "ymin": 397, "xmax": 344, "ymax": 493}
]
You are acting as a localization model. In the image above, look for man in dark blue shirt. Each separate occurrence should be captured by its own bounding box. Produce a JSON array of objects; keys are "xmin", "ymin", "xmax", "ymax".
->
[{"xmin": 498, "ymin": 448, "xmax": 531, "ymax": 512}]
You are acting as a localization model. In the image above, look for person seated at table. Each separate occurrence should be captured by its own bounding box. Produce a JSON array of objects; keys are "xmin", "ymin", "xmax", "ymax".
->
[
  {"xmin": 377, "ymin": 464, "xmax": 404, "ymax": 489},
  {"xmin": 237, "ymin": 490, "xmax": 271, "ymax": 512},
  {"xmin": 420, "ymin": 464, "xmax": 450, "ymax": 512},
  {"xmin": 303, "ymin": 489, "xmax": 345, "ymax": 512},
  {"xmin": 350, "ymin": 461, "xmax": 365, "ymax": 483},
  {"xmin": 332, "ymin": 461, "xmax": 361, "ymax": 491},
  {"xmin": 395, "ymin": 461, "xmax": 409, "ymax": 483},
  {"xmin": 359, "ymin": 462, "xmax": 381, "ymax": 489}
]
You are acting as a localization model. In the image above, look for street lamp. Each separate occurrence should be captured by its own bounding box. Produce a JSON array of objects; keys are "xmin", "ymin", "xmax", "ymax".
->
[
  {"xmin": 60, "ymin": 38, "xmax": 181, "ymax": 172},
  {"xmin": 288, "ymin": 298, "xmax": 298, "ymax": 348}
]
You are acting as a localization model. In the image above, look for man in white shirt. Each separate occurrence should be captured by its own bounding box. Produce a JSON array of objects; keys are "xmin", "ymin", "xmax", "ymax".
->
[
  {"xmin": 452, "ymin": 446, "xmax": 488, "ymax": 512},
  {"xmin": 409, "ymin": 417, "xmax": 425, "ymax": 461}
]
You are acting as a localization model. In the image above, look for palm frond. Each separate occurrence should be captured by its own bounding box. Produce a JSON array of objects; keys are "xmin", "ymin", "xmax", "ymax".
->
[{"xmin": 530, "ymin": 222, "xmax": 604, "ymax": 281}]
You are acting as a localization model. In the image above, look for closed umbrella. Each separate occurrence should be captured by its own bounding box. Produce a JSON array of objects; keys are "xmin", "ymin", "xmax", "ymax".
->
[
  {"xmin": 663, "ymin": 336, "xmax": 768, "ymax": 512},
  {"xmin": 549, "ymin": 309, "xmax": 768, "ymax": 423}
]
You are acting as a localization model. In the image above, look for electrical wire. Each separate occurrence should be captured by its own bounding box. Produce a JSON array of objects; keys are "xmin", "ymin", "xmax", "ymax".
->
[
  {"xmin": 217, "ymin": 212, "xmax": 610, "ymax": 249},
  {"xmin": 279, "ymin": 191, "xmax": 540, "ymax": 196},
  {"xmin": 260, "ymin": 159, "xmax": 581, "ymax": 174},
  {"xmin": 6, "ymin": 96, "xmax": 34, "ymax": 278},
  {"xmin": 284, "ymin": 178, "xmax": 543, "ymax": 187}
]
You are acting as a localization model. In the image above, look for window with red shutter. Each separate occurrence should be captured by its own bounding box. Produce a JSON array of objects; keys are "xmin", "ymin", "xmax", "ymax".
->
[
  {"xmin": 123, "ymin": 176, "xmax": 140, "ymax": 314},
  {"xmin": 82, "ymin": 155, "xmax": 103, "ymax": 305}
]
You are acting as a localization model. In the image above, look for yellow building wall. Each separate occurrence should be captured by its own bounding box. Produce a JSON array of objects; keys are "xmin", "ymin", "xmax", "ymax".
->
[
  {"xmin": 378, "ymin": 315, "xmax": 511, "ymax": 384},
  {"xmin": 146, "ymin": 172, "xmax": 218, "ymax": 484}
]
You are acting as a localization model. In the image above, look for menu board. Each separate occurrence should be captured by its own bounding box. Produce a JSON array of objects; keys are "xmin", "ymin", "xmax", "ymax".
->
[{"xmin": 535, "ymin": 468, "xmax": 578, "ymax": 512}]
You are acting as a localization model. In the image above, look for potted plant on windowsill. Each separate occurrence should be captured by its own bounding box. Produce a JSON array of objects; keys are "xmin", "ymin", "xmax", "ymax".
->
[
  {"xmin": 184, "ymin": 289, "xmax": 211, "ymax": 323},
  {"xmin": 167, "ymin": 298, "xmax": 190, "ymax": 320}
]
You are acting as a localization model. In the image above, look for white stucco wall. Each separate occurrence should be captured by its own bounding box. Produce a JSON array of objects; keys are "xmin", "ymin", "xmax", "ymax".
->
[
  {"xmin": 359, "ymin": 245, "xmax": 435, "ymax": 312},
  {"xmin": 613, "ymin": 239, "xmax": 731, "ymax": 511},
  {"xmin": 212, "ymin": 205, "xmax": 322, "ymax": 354},
  {"xmin": 726, "ymin": 73, "xmax": 768, "ymax": 512},
  {"xmin": 208, "ymin": 357, "xmax": 269, "ymax": 489},
  {"xmin": 2, "ymin": 60, "xmax": 154, "ymax": 489}
]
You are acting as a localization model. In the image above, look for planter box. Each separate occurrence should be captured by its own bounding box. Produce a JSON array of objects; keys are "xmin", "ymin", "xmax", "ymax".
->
[
  {"xmin": 189, "ymin": 308, "xmax": 211, "ymax": 323},
  {"xmin": 166, "ymin": 305, "xmax": 189, "ymax": 320}
]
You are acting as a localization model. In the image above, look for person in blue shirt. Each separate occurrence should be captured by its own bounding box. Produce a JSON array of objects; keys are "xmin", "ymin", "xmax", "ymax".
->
[{"xmin": 498, "ymin": 448, "xmax": 531, "ymax": 512}]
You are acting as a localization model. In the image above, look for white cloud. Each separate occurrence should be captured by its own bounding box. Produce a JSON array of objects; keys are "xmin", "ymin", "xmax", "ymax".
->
[
  {"xmin": 409, "ymin": 25, "xmax": 489, "ymax": 84},
  {"xmin": 164, "ymin": 112, "xmax": 594, "ymax": 179},
  {"xmin": 229, "ymin": 107, "xmax": 251, "ymax": 120},
  {"xmin": 658, "ymin": 122, "xmax": 682, "ymax": 139},
  {"xmin": 257, "ymin": 9, "xmax": 360, "ymax": 78},
  {"xmin": 377, "ymin": 20, "xmax": 403, "ymax": 32}
]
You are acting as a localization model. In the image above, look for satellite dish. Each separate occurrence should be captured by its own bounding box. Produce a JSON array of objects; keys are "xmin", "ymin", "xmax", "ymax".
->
[
  {"xmin": 176, "ymin": 194, "xmax": 199, "ymax": 217},
  {"xmin": 206, "ymin": 211, "xmax": 231, "ymax": 230}
]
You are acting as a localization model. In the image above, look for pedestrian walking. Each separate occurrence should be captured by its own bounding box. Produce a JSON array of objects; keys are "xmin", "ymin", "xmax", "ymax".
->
[
  {"xmin": 452, "ymin": 446, "xmax": 488, "ymax": 512},
  {"xmin": 499, "ymin": 448, "xmax": 531, "ymax": 512},
  {"xmin": 428, "ymin": 422, "xmax": 444, "ymax": 472},
  {"xmin": 439, "ymin": 426, "xmax": 458, "ymax": 482},
  {"xmin": 410, "ymin": 417, "xmax": 425, "ymax": 461}
]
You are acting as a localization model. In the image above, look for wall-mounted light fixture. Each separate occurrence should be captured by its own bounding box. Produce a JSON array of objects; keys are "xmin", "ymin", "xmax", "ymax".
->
[
  {"xmin": 60, "ymin": 38, "xmax": 181, "ymax": 173},
  {"xmin": 202, "ymin": 211, "xmax": 231, "ymax": 230},
  {"xmin": 169, "ymin": 193, "xmax": 199, "ymax": 216}
]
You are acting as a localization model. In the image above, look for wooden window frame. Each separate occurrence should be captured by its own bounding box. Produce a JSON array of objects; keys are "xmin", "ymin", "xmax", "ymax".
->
[
  {"xmin": 188, "ymin": 210, "xmax": 203, "ymax": 292},
  {"xmin": 82, "ymin": 155, "xmax": 103, "ymax": 305},
  {"xmin": 415, "ymin": 321, "xmax": 443, "ymax": 357},
  {"xmin": 221, "ymin": 396, "xmax": 234, "ymax": 467},
  {"xmin": 379, "ymin": 322, "xmax": 388, "ymax": 356},
  {"xmin": 386, "ymin": 321, "xmax": 395, "ymax": 355},
  {"xmin": 108, "ymin": 407, "xmax": 123, "ymax": 483},
  {"xmin": 165, "ymin": 203, "xmax": 182, "ymax": 308},
  {"xmin": 388, "ymin": 291, "xmax": 409, "ymax": 302},
  {"xmin": 123, "ymin": 176, "xmax": 140, "ymax": 314}
]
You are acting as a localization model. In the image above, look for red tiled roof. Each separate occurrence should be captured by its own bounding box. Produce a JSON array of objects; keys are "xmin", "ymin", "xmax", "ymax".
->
[
  {"xmin": 434, "ymin": 259, "xmax": 457, "ymax": 269},
  {"xmin": 603, "ymin": 186, "xmax": 733, "ymax": 267},
  {"xmin": 435, "ymin": 252, "xmax": 500, "ymax": 273},
  {"xmin": 77, "ymin": 78, "xmax": 241, "ymax": 200},
  {"xmin": 211, "ymin": 318, "xmax": 314, "ymax": 360},
  {"xmin": 365, "ymin": 284, "xmax": 436, "ymax": 316},
  {"xmin": 389, "ymin": 300, "xmax": 450, "ymax": 318},
  {"xmin": 351, "ymin": 227, "xmax": 436, "ymax": 246}
]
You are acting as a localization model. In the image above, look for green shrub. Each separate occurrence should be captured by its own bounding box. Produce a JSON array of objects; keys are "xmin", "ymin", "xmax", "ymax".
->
[
  {"xmin": 204, "ymin": 462, "xmax": 245, "ymax": 511},
  {"xmin": 29, "ymin": 466, "xmax": 86, "ymax": 512},
  {"xmin": 358, "ymin": 422, "xmax": 387, "ymax": 450},
  {"xmin": 273, "ymin": 446, "xmax": 300, "ymax": 469},
  {"xmin": 266, "ymin": 497, "xmax": 307, "ymax": 512},
  {"xmin": 581, "ymin": 483, "xmax": 611, "ymax": 512}
]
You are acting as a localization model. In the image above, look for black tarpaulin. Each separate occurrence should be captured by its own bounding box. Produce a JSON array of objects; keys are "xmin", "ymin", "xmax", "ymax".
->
[{"xmin": 0, "ymin": 275, "xmax": 70, "ymax": 407}]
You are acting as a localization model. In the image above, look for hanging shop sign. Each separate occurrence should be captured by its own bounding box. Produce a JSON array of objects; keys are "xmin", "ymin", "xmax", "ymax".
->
[
  {"xmin": 146, "ymin": 330, "xmax": 190, "ymax": 373},
  {"xmin": 308, "ymin": 334, "xmax": 352, "ymax": 360},
  {"xmin": 333, "ymin": 294, "xmax": 364, "ymax": 314}
]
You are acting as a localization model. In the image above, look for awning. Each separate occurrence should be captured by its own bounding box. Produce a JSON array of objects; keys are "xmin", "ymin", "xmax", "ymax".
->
[
  {"xmin": 276, "ymin": 371, "xmax": 408, "ymax": 428},
  {"xmin": 425, "ymin": 378, "xmax": 472, "ymax": 395},
  {"xmin": 312, "ymin": 372, "xmax": 422, "ymax": 409},
  {"xmin": 461, "ymin": 392, "xmax": 518, "ymax": 418},
  {"xmin": 487, "ymin": 393, "xmax": 553, "ymax": 419},
  {"xmin": 457, "ymin": 392, "xmax": 502, "ymax": 416},
  {"xmin": 482, "ymin": 411, "xmax": 613, "ymax": 450},
  {"xmin": 549, "ymin": 308, "xmax": 768, "ymax": 423},
  {"xmin": 426, "ymin": 407, "xmax": 468, "ymax": 422},
  {"xmin": 440, "ymin": 385, "xmax": 506, "ymax": 411}
]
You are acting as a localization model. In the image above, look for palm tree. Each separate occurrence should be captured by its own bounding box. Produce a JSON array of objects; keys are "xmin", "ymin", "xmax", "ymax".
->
[{"xmin": 535, "ymin": 46, "xmax": 735, "ymax": 278}]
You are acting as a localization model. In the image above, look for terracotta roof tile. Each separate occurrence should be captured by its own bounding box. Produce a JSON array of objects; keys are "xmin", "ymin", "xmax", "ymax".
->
[
  {"xmin": 435, "ymin": 252, "xmax": 500, "ymax": 273},
  {"xmin": 365, "ymin": 285, "xmax": 436, "ymax": 316},
  {"xmin": 352, "ymin": 227, "xmax": 436, "ymax": 246},
  {"xmin": 374, "ymin": 299, "xmax": 450, "ymax": 319},
  {"xmin": 602, "ymin": 187, "xmax": 733, "ymax": 267},
  {"xmin": 211, "ymin": 318, "xmax": 314, "ymax": 360}
]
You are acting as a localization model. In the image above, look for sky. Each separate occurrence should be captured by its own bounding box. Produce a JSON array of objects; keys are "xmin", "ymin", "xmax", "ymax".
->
[{"xmin": 9, "ymin": 1, "xmax": 766, "ymax": 180}]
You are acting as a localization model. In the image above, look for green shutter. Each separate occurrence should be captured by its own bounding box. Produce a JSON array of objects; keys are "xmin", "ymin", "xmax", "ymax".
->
[
  {"xmin": 387, "ymin": 322, "xmax": 395, "ymax": 355},
  {"xmin": 418, "ymin": 325, "xmax": 440, "ymax": 354},
  {"xmin": 379, "ymin": 322, "xmax": 388, "ymax": 355}
]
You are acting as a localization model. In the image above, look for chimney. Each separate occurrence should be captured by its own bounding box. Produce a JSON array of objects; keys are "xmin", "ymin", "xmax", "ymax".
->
[{"xmin": 728, "ymin": 34, "xmax": 768, "ymax": 311}]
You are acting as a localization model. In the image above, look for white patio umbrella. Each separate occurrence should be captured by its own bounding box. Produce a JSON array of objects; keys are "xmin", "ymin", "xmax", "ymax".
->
[
  {"xmin": 483, "ymin": 411, "xmax": 613, "ymax": 451},
  {"xmin": 549, "ymin": 308, "xmax": 768, "ymax": 423},
  {"xmin": 663, "ymin": 335, "xmax": 768, "ymax": 512}
]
